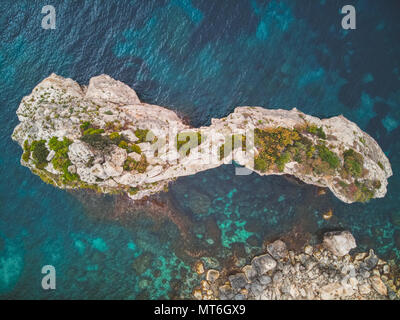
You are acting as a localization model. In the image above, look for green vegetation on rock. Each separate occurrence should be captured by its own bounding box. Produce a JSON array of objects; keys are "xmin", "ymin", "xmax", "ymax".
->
[
  {"xmin": 135, "ymin": 129, "xmax": 151, "ymax": 143},
  {"xmin": 49, "ymin": 136, "xmax": 79, "ymax": 183},
  {"xmin": 80, "ymin": 132, "xmax": 111, "ymax": 150},
  {"xmin": 176, "ymin": 131, "xmax": 203, "ymax": 156},
  {"xmin": 316, "ymin": 144, "xmax": 340, "ymax": 169},
  {"xmin": 129, "ymin": 144, "xmax": 142, "ymax": 154},
  {"xmin": 307, "ymin": 124, "xmax": 326, "ymax": 139},
  {"xmin": 254, "ymin": 127, "xmax": 300, "ymax": 172},
  {"xmin": 83, "ymin": 128, "xmax": 105, "ymax": 136},
  {"xmin": 254, "ymin": 157, "xmax": 268, "ymax": 172},
  {"xmin": 22, "ymin": 140, "xmax": 31, "ymax": 162},
  {"xmin": 118, "ymin": 140, "xmax": 142, "ymax": 154},
  {"xmin": 219, "ymin": 134, "xmax": 246, "ymax": 160},
  {"xmin": 123, "ymin": 155, "xmax": 148, "ymax": 173},
  {"xmin": 354, "ymin": 181, "xmax": 375, "ymax": 203},
  {"xmin": 79, "ymin": 121, "xmax": 112, "ymax": 150},
  {"xmin": 80, "ymin": 121, "xmax": 91, "ymax": 131},
  {"xmin": 128, "ymin": 187, "xmax": 139, "ymax": 195},
  {"xmin": 31, "ymin": 140, "xmax": 49, "ymax": 169},
  {"xmin": 343, "ymin": 149, "xmax": 364, "ymax": 178},
  {"xmin": 276, "ymin": 151, "xmax": 291, "ymax": 172},
  {"xmin": 336, "ymin": 178, "xmax": 379, "ymax": 203}
]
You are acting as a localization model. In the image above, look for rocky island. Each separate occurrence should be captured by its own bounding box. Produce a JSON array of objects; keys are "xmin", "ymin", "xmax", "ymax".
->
[{"xmin": 12, "ymin": 74, "xmax": 392, "ymax": 203}]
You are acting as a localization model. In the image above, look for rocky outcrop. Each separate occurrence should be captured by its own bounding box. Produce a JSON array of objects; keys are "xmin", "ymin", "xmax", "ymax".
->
[
  {"xmin": 12, "ymin": 74, "xmax": 392, "ymax": 203},
  {"xmin": 323, "ymin": 231, "xmax": 357, "ymax": 257},
  {"xmin": 192, "ymin": 233, "xmax": 400, "ymax": 300}
]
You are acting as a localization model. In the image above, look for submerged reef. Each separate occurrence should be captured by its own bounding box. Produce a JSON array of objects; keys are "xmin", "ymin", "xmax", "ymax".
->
[
  {"xmin": 193, "ymin": 231, "xmax": 400, "ymax": 300},
  {"xmin": 12, "ymin": 74, "xmax": 392, "ymax": 203}
]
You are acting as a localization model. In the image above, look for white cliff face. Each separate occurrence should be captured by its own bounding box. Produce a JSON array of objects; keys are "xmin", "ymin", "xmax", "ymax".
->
[{"xmin": 12, "ymin": 74, "xmax": 392, "ymax": 203}]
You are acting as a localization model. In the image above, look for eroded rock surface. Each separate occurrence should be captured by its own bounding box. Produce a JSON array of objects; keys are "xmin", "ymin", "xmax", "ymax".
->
[
  {"xmin": 193, "ymin": 232, "xmax": 400, "ymax": 300},
  {"xmin": 323, "ymin": 231, "xmax": 357, "ymax": 257}
]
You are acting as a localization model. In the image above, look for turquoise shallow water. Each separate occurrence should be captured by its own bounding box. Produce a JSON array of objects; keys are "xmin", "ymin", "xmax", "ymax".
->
[{"xmin": 0, "ymin": 0, "xmax": 400, "ymax": 299}]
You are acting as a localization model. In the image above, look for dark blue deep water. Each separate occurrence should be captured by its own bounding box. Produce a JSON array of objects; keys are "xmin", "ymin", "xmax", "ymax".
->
[{"xmin": 0, "ymin": 0, "xmax": 400, "ymax": 299}]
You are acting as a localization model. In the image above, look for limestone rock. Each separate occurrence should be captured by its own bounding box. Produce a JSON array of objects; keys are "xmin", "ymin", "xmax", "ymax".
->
[
  {"xmin": 46, "ymin": 150, "xmax": 55, "ymax": 162},
  {"xmin": 251, "ymin": 254, "xmax": 277, "ymax": 275},
  {"xmin": 267, "ymin": 240, "xmax": 288, "ymax": 260},
  {"xmin": 68, "ymin": 141, "xmax": 94, "ymax": 165},
  {"xmin": 90, "ymin": 163, "xmax": 108, "ymax": 180},
  {"xmin": 12, "ymin": 74, "xmax": 393, "ymax": 203},
  {"xmin": 103, "ymin": 160, "xmax": 123, "ymax": 177},
  {"xmin": 85, "ymin": 74, "xmax": 140, "ymax": 105},
  {"xmin": 195, "ymin": 261, "xmax": 205, "ymax": 275},
  {"xmin": 228, "ymin": 273, "xmax": 248, "ymax": 291},
  {"xmin": 363, "ymin": 249, "xmax": 379, "ymax": 270},
  {"xmin": 219, "ymin": 285, "xmax": 234, "ymax": 300},
  {"xmin": 128, "ymin": 152, "xmax": 141, "ymax": 162},
  {"xmin": 242, "ymin": 265, "xmax": 258, "ymax": 282},
  {"xmin": 370, "ymin": 275, "xmax": 387, "ymax": 296},
  {"xmin": 193, "ymin": 289, "xmax": 202, "ymax": 300},
  {"xmin": 206, "ymin": 269, "xmax": 220, "ymax": 283},
  {"xmin": 259, "ymin": 275, "xmax": 272, "ymax": 285},
  {"xmin": 68, "ymin": 165, "xmax": 77, "ymax": 174},
  {"xmin": 304, "ymin": 245, "xmax": 313, "ymax": 255},
  {"xmin": 323, "ymin": 231, "xmax": 357, "ymax": 257},
  {"xmin": 359, "ymin": 283, "xmax": 372, "ymax": 295},
  {"xmin": 320, "ymin": 283, "xmax": 354, "ymax": 300}
]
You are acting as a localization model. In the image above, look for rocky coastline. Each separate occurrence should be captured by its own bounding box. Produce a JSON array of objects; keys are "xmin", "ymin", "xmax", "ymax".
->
[
  {"xmin": 192, "ymin": 231, "xmax": 400, "ymax": 300},
  {"xmin": 12, "ymin": 74, "xmax": 392, "ymax": 204}
]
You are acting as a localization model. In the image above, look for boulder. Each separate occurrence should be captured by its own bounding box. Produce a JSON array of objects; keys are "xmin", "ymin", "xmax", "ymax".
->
[
  {"xmin": 128, "ymin": 152, "xmax": 142, "ymax": 162},
  {"xmin": 359, "ymin": 283, "xmax": 372, "ymax": 295},
  {"xmin": 259, "ymin": 275, "xmax": 272, "ymax": 285},
  {"xmin": 250, "ymin": 282, "xmax": 264, "ymax": 296},
  {"xmin": 193, "ymin": 288, "xmax": 202, "ymax": 300},
  {"xmin": 323, "ymin": 231, "xmax": 356, "ymax": 257},
  {"xmin": 68, "ymin": 165, "xmax": 77, "ymax": 174},
  {"xmin": 363, "ymin": 249, "xmax": 379, "ymax": 270},
  {"xmin": 76, "ymin": 166, "xmax": 97, "ymax": 184},
  {"xmin": 228, "ymin": 273, "xmax": 248, "ymax": 291},
  {"xmin": 106, "ymin": 146, "xmax": 127, "ymax": 167},
  {"xmin": 370, "ymin": 275, "xmax": 387, "ymax": 296},
  {"xmin": 85, "ymin": 74, "xmax": 141, "ymax": 105},
  {"xmin": 46, "ymin": 150, "xmax": 55, "ymax": 162},
  {"xmin": 90, "ymin": 163, "xmax": 108, "ymax": 180},
  {"xmin": 319, "ymin": 283, "xmax": 354, "ymax": 300},
  {"xmin": 267, "ymin": 240, "xmax": 288, "ymax": 260},
  {"xmin": 242, "ymin": 265, "xmax": 258, "ymax": 282},
  {"xmin": 195, "ymin": 261, "xmax": 205, "ymax": 275},
  {"xmin": 68, "ymin": 141, "xmax": 94, "ymax": 165},
  {"xmin": 206, "ymin": 269, "xmax": 220, "ymax": 283},
  {"xmin": 103, "ymin": 161, "xmax": 123, "ymax": 177},
  {"xmin": 219, "ymin": 285, "xmax": 234, "ymax": 300},
  {"xmin": 251, "ymin": 254, "xmax": 277, "ymax": 276},
  {"xmin": 113, "ymin": 172, "xmax": 137, "ymax": 185}
]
